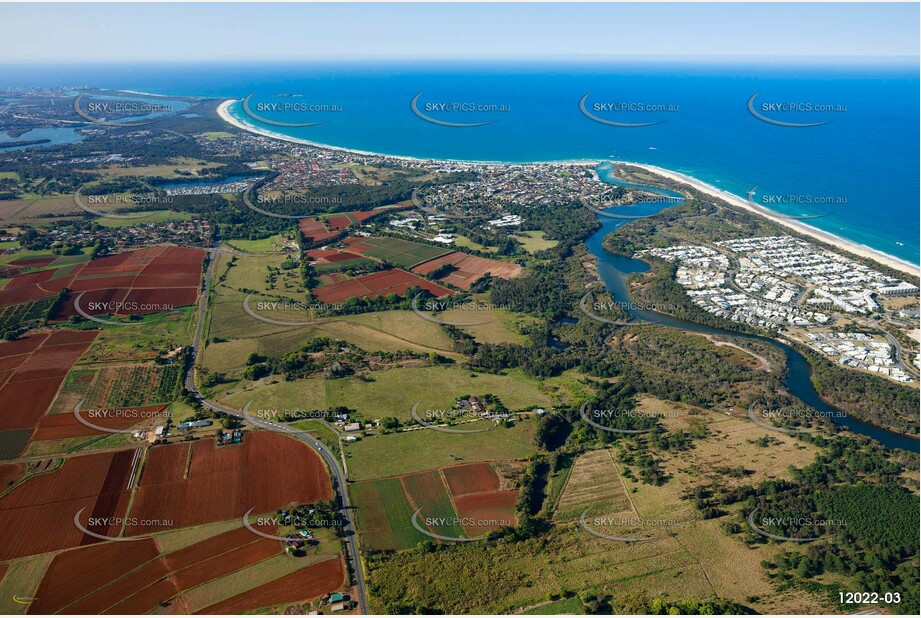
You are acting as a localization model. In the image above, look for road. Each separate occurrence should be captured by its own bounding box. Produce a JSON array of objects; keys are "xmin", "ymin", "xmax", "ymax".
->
[{"xmin": 185, "ymin": 245, "xmax": 369, "ymax": 614}]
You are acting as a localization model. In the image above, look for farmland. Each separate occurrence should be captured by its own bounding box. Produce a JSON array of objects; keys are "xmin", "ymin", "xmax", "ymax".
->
[
  {"xmin": 362, "ymin": 398, "xmax": 826, "ymax": 614},
  {"xmin": 412, "ymin": 252, "xmax": 522, "ymax": 289},
  {"xmin": 218, "ymin": 365, "xmax": 554, "ymax": 424},
  {"xmin": 56, "ymin": 245, "xmax": 206, "ymax": 319},
  {"xmin": 0, "ymin": 449, "xmax": 136, "ymax": 560},
  {"xmin": 0, "ymin": 329, "xmax": 98, "ymax": 457},
  {"xmin": 352, "ymin": 462, "xmax": 520, "ymax": 550},
  {"xmin": 345, "ymin": 421, "xmax": 536, "ymax": 481},
  {"xmin": 343, "ymin": 236, "xmax": 453, "ymax": 269},
  {"xmin": 311, "ymin": 268, "xmax": 453, "ymax": 303},
  {"xmin": 23, "ymin": 521, "xmax": 346, "ymax": 615},
  {"xmin": 127, "ymin": 431, "xmax": 333, "ymax": 534}
]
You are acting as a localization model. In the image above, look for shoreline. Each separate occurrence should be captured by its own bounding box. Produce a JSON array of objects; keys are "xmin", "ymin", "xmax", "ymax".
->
[{"xmin": 217, "ymin": 99, "xmax": 919, "ymax": 278}]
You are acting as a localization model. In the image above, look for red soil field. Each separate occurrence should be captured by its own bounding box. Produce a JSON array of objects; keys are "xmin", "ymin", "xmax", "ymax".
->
[
  {"xmin": 442, "ymin": 462, "xmax": 501, "ymax": 496},
  {"xmin": 412, "ymin": 252, "xmax": 522, "ymax": 289},
  {"xmin": 27, "ymin": 538, "xmax": 160, "ymax": 614},
  {"xmin": 103, "ymin": 577, "xmax": 181, "ymax": 615},
  {"xmin": 0, "ymin": 333, "xmax": 49, "ymax": 358},
  {"xmin": 61, "ymin": 557, "xmax": 172, "ymax": 615},
  {"xmin": 325, "ymin": 215, "xmax": 352, "ymax": 230},
  {"xmin": 32, "ymin": 404, "xmax": 168, "ymax": 441},
  {"xmin": 0, "ymin": 329, "xmax": 96, "ymax": 434},
  {"xmin": 62, "ymin": 525, "xmax": 278, "ymax": 614},
  {"xmin": 164, "ymin": 525, "xmax": 270, "ymax": 572},
  {"xmin": 454, "ymin": 490, "xmax": 519, "ymax": 537},
  {"xmin": 0, "ymin": 463, "xmax": 22, "ymax": 491},
  {"xmin": 298, "ymin": 218, "xmax": 338, "ymax": 244},
  {"xmin": 306, "ymin": 248, "xmax": 364, "ymax": 264},
  {"xmin": 68, "ymin": 274, "xmax": 136, "ymax": 292},
  {"xmin": 126, "ymin": 431, "xmax": 332, "ymax": 535},
  {"xmin": 196, "ymin": 557, "xmax": 345, "ymax": 615},
  {"xmin": 50, "ymin": 245, "xmax": 205, "ymax": 318},
  {"xmin": 313, "ymin": 268, "xmax": 454, "ymax": 303},
  {"xmin": 172, "ymin": 538, "xmax": 280, "ymax": 590},
  {"xmin": 8, "ymin": 257, "xmax": 55, "ymax": 267},
  {"xmin": 0, "ymin": 449, "xmax": 135, "ymax": 560}
]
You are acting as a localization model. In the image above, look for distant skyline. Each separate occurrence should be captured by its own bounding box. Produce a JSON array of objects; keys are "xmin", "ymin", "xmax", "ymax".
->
[{"xmin": 0, "ymin": 2, "xmax": 918, "ymax": 63}]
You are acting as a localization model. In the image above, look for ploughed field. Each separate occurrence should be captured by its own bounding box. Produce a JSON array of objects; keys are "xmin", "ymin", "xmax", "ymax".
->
[
  {"xmin": 0, "ymin": 330, "xmax": 98, "ymax": 458},
  {"xmin": 0, "ymin": 431, "xmax": 332, "ymax": 560},
  {"xmin": 352, "ymin": 461, "xmax": 520, "ymax": 550},
  {"xmin": 0, "ymin": 245, "xmax": 205, "ymax": 318},
  {"xmin": 25, "ymin": 522, "xmax": 345, "ymax": 614}
]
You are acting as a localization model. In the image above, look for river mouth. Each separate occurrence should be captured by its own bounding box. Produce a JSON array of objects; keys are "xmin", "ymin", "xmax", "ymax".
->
[{"xmin": 585, "ymin": 162, "xmax": 919, "ymax": 453}]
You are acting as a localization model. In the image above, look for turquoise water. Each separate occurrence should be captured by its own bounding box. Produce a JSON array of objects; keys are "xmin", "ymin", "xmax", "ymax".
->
[
  {"xmin": 1, "ymin": 61, "xmax": 917, "ymax": 264},
  {"xmin": 585, "ymin": 167, "xmax": 918, "ymax": 451}
]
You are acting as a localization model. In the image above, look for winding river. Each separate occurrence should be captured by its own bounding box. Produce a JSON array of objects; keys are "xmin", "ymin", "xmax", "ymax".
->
[{"xmin": 586, "ymin": 162, "xmax": 919, "ymax": 452}]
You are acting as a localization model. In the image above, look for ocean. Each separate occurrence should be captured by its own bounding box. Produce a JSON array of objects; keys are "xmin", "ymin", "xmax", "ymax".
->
[{"xmin": 2, "ymin": 61, "xmax": 918, "ymax": 265}]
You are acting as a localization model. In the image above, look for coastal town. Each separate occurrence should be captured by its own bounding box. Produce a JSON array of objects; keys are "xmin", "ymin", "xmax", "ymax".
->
[{"xmin": 639, "ymin": 235, "xmax": 918, "ymax": 382}]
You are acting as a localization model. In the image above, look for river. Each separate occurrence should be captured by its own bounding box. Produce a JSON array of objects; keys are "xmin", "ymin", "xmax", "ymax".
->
[{"xmin": 586, "ymin": 162, "xmax": 919, "ymax": 452}]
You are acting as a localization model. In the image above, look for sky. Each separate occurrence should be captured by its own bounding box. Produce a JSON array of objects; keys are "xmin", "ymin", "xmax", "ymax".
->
[{"xmin": 0, "ymin": 2, "xmax": 918, "ymax": 63}]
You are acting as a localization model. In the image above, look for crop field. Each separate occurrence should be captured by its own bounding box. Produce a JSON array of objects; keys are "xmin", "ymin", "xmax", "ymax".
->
[
  {"xmin": 46, "ymin": 361, "xmax": 185, "ymax": 417},
  {"xmin": 0, "ymin": 449, "xmax": 136, "ymax": 560},
  {"xmin": 55, "ymin": 245, "xmax": 205, "ymax": 319},
  {"xmin": 352, "ymin": 462, "xmax": 520, "ymax": 550},
  {"xmin": 0, "ymin": 330, "xmax": 97, "ymax": 455},
  {"xmin": 342, "ymin": 236, "xmax": 453, "ymax": 268},
  {"xmin": 346, "ymin": 420, "xmax": 536, "ymax": 482},
  {"xmin": 351, "ymin": 477, "xmax": 429, "ymax": 551},
  {"xmin": 31, "ymin": 403, "xmax": 169, "ymax": 441},
  {"xmin": 0, "ymin": 296, "xmax": 55, "ymax": 331},
  {"xmin": 401, "ymin": 469, "xmax": 466, "ymax": 539},
  {"xmin": 223, "ymin": 234, "xmax": 291, "ymax": 253},
  {"xmin": 0, "ymin": 195, "xmax": 82, "ymax": 221},
  {"xmin": 196, "ymin": 556, "xmax": 345, "ymax": 614},
  {"xmin": 554, "ymin": 449, "xmax": 631, "ymax": 521},
  {"xmin": 126, "ymin": 431, "xmax": 332, "ymax": 534},
  {"xmin": 28, "ymin": 522, "xmax": 307, "ymax": 614},
  {"xmin": 312, "ymin": 268, "xmax": 454, "ymax": 303},
  {"xmin": 412, "ymin": 252, "xmax": 523, "ymax": 289}
]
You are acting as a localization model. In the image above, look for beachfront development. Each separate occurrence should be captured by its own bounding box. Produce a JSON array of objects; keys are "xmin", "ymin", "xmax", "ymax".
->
[{"xmin": 639, "ymin": 235, "xmax": 918, "ymax": 382}]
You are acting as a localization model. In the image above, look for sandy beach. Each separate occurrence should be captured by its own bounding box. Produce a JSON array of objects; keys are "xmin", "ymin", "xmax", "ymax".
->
[
  {"xmin": 620, "ymin": 162, "xmax": 919, "ymax": 278},
  {"xmin": 217, "ymin": 99, "xmax": 919, "ymax": 278}
]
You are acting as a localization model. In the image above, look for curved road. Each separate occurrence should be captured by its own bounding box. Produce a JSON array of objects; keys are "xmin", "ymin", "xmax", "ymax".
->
[{"xmin": 185, "ymin": 246, "xmax": 369, "ymax": 614}]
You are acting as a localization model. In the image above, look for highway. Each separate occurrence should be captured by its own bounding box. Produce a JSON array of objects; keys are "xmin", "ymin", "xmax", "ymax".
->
[{"xmin": 185, "ymin": 245, "xmax": 369, "ymax": 614}]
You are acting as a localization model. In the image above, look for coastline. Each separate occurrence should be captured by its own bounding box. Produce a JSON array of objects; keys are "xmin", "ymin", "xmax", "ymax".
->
[{"xmin": 217, "ymin": 99, "xmax": 919, "ymax": 278}]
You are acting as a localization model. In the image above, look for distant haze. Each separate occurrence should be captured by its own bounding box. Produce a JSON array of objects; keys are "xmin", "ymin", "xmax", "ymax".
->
[{"xmin": 0, "ymin": 2, "xmax": 918, "ymax": 63}]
